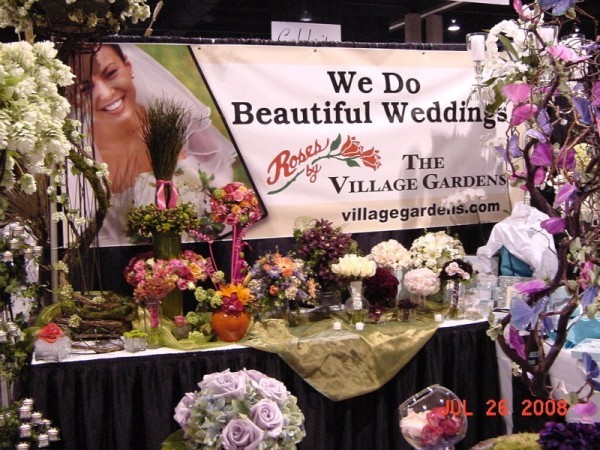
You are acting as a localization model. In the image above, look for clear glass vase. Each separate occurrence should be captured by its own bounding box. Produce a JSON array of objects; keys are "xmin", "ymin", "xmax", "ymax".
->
[
  {"xmin": 399, "ymin": 384, "xmax": 468, "ymax": 450},
  {"xmin": 345, "ymin": 280, "xmax": 369, "ymax": 324}
]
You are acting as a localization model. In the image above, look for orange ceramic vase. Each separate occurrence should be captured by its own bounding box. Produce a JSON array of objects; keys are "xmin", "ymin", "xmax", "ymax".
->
[{"xmin": 211, "ymin": 310, "xmax": 251, "ymax": 342}]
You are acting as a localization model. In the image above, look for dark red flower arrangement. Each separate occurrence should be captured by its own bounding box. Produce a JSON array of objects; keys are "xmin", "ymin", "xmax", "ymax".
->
[{"xmin": 363, "ymin": 267, "xmax": 399, "ymax": 310}]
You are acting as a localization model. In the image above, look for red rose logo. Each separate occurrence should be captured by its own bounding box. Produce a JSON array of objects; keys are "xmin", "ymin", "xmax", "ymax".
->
[
  {"xmin": 360, "ymin": 147, "xmax": 381, "ymax": 170},
  {"xmin": 38, "ymin": 323, "xmax": 64, "ymax": 343},
  {"xmin": 340, "ymin": 136, "xmax": 363, "ymax": 157}
]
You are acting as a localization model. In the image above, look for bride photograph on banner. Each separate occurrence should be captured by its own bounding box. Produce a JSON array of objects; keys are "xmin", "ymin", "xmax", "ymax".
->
[{"xmin": 71, "ymin": 42, "xmax": 253, "ymax": 247}]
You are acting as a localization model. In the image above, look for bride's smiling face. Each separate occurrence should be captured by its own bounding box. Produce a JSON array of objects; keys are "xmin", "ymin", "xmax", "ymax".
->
[{"xmin": 89, "ymin": 46, "xmax": 138, "ymax": 125}]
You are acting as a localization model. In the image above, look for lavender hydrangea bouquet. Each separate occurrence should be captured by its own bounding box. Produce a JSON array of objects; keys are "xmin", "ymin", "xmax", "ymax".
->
[{"xmin": 168, "ymin": 369, "xmax": 306, "ymax": 449}]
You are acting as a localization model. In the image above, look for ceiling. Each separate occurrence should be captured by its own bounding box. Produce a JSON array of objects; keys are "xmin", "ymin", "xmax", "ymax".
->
[{"xmin": 126, "ymin": 0, "xmax": 599, "ymax": 45}]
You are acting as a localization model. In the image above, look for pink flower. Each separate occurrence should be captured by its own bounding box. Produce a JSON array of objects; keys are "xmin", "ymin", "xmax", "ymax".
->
[{"xmin": 540, "ymin": 217, "xmax": 566, "ymax": 234}]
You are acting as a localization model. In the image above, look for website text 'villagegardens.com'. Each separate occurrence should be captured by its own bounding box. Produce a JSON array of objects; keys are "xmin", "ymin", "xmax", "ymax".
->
[{"xmin": 340, "ymin": 200, "xmax": 502, "ymax": 224}]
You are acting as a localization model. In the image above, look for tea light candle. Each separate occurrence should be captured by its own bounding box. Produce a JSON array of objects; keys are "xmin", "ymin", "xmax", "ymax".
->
[
  {"xmin": 18, "ymin": 405, "xmax": 32, "ymax": 420},
  {"xmin": 38, "ymin": 434, "xmax": 50, "ymax": 448},
  {"xmin": 13, "ymin": 224, "xmax": 24, "ymax": 234},
  {"xmin": 47, "ymin": 428, "xmax": 59, "ymax": 442},
  {"xmin": 332, "ymin": 321, "xmax": 342, "ymax": 331},
  {"xmin": 23, "ymin": 248, "xmax": 33, "ymax": 259},
  {"xmin": 19, "ymin": 423, "xmax": 31, "ymax": 438},
  {"xmin": 33, "ymin": 246, "xmax": 43, "ymax": 257},
  {"xmin": 0, "ymin": 330, "xmax": 7, "ymax": 343},
  {"xmin": 355, "ymin": 322, "xmax": 364, "ymax": 331},
  {"xmin": 16, "ymin": 443, "xmax": 30, "ymax": 450},
  {"xmin": 9, "ymin": 238, "xmax": 19, "ymax": 249},
  {"xmin": 22, "ymin": 398, "xmax": 34, "ymax": 407},
  {"xmin": 434, "ymin": 313, "xmax": 444, "ymax": 323},
  {"xmin": 31, "ymin": 411, "xmax": 42, "ymax": 424}
]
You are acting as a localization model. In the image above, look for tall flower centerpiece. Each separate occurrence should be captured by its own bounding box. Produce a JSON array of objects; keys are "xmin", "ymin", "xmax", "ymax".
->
[
  {"xmin": 171, "ymin": 369, "xmax": 306, "ymax": 449},
  {"xmin": 246, "ymin": 251, "xmax": 319, "ymax": 324},
  {"xmin": 439, "ymin": 259, "xmax": 474, "ymax": 319},
  {"xmin": 292, "ymin": 218, "xmax": 359, "ymax": 308},
  {"xmin": 331, "ymin": 253, "xmax": 377, "ymax": 324},
  {"xmin": 124, "ymin": 250, "xmax": 208, "ymax": 347},
  {"xmin": 192, "ymin": 181, "xmax": 262, "ymax": 342},
  {"xmin": 474, "ymin": 0, "xmax": 600, "ymax": 399}
]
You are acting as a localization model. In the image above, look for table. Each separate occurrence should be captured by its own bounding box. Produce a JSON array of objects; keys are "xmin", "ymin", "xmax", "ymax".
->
[{"xmin": 24, "ymin": 321, "xmax": 504, "ymax": 450}]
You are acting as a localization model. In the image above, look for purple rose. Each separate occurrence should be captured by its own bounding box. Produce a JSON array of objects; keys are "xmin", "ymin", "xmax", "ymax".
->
[
  {"xmin": 173, "ymin": 391, "xmax": 198, "ymax": 429},
  {"xmin": 250, "ymin": 376, "xmax": 289, "ymax": 405},
  {"xmin": 242, "ymin": 369, "xmax": 268, "ymax": 383},
  {"xmin": 251, "ymin": 399, "xmax": 284, "ymax": 438},
  {"xmin": 198, "ymin": 370, "xmax": 247, "ymax": 400},
  {"xmin": 221, "ymin": 418, "xmax": 264, "ymax": 450}
]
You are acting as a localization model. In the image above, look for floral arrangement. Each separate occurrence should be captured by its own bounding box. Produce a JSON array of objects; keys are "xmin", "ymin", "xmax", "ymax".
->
[
  {"xmin": 409, "ymin": 231, "xmax": 465, "ymax": 275},
  {"xmin": 475, "ymin": 0, "xmax": 600, "ymax": 398},
  {"xmin": 173, "ymin": 369, "xmax": 306, "ymax": 449},
  {"xmin": 0, "ymin": 41, "xmax": 75, "ymax": 218},
  {"xmin": 194, "ymin": 283, "xmax": 255, "ymax": 316},
  {"xmin": 0, "ymin": 0, "xmax": 150, "ymax": 35},
  {"xmin": 124, "ymin": 250, "xmax": 208, "ymax": 303},
  {"xmin": 537, "ymin": 421, "xmax": 600, "ymax": 449},
  {"xmin": 441, "ymin": 188, "xmax": 487, "ymax": 208},
  {"xmin": 126, "ymin": 202, "xmax": 203, "ymax": 242},
  {"xmin": 440, "ymin": 259, "xmax": 474, "ymax": 319},
  {"xmin": 363, "ymin": 266, "xmax": 400, "ymax": 320},
  {"xmin": 246, "ymin": 251, "xmax": 319, "ymax": 315},
  {"xmin": 368, "ymin": 239, "xmax": 412, "ymax": 271},
  {"xmin": 439, "ymin": 259, "xmax": 474, "ymax": 283},
  {"xmin": 292, "ymin": 217, "xmax": 360, "ymax": 292},
  {"xmin": 399, "ymin": 406, "xmax": 465, "ymax": 449},
  {"xmin": 330, "ymin": 253, "xmax": 377, "ymax": 280},
  {"xmin": 403, "ymin": 268, "xmax": 441, "ymax": 298}
]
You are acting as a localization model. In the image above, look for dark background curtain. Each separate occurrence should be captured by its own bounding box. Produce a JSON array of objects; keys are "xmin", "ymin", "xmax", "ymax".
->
[{"xmin": 24, "ymin": 321, "xmax": 505, "ymax": 450}]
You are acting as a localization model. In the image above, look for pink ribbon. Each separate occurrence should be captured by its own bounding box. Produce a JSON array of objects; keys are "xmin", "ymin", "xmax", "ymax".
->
[{"xmin": 155, "ymin": 180, "xmax": 179, "ymax": 210}]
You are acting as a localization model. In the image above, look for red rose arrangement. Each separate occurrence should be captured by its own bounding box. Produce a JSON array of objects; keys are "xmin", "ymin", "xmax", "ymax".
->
[
  {"xmin": 37, "ymin": 323, "xmax": 65, "ymax": 343},
  {"xmin": 363, "ymin": 267, "xmax": 399, "ymax": 320}
]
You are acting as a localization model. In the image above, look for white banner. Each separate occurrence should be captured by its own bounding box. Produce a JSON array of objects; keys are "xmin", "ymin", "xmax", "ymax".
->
[
  {"xmin": 188, "ymin": 44, "xmax": 510, "ymax": 239},
  {"xmin": 81, "ymin": 43, "xmax": 510, "ymax": 245}
]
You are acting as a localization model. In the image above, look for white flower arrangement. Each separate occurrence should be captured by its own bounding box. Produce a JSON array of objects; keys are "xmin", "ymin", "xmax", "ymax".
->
[
  {"xmin": 441, "ymin": 188, "xmax": 487, "ymax": 208},
  {"xmin": 0, "ymin": 41, "xmax": 74, "ymax": 196},
  {"xmin": 403, "ymin": 268, "xmax": 441, "ymax": 297},
  {"xmin": 0, "ymin": 0, "xmax": 150, "ymax": 34},
  {"xmin": 368, "ymin": 239, "xmax": 411, "ymax": 271},
  {"xmin": 330, "ymin": 253, "xmax": 376, "ymax": 280},
  {"xmin": 174, "ymin": 369, "xmax": 306, "ymax": 450},
  {"xmin": 409, "ymin": 231, "xmax": 465, "ymax": 275}
]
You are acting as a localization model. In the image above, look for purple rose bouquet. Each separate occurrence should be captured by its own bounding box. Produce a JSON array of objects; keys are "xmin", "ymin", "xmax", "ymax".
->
[{"xmin": 174, "ymin": 369, "xmax": 305, "ymax": 449}]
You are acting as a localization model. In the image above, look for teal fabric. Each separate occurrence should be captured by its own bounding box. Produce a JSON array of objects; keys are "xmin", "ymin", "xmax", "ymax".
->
[{"xmin": 499, "ymin": 246, "xmax": 533, "ymax": 277}]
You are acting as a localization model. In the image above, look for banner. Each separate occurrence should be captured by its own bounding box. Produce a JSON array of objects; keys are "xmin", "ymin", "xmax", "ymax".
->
[
  {"xmin": 83, "ymin": 43, "xmax": 510, "ymax": 245},
  {"xmin": 189, "ymin": 44, "xmax": 510, "ymax": 239}
]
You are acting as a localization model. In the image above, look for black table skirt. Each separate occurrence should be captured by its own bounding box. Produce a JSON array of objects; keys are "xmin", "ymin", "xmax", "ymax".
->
[{"xmin": 24, "ymin": 321, "xmax": 504, "ymax": 450}]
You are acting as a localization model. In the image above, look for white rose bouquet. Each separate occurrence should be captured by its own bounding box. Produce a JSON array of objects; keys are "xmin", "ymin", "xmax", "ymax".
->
[
  {"xmin": 173, "ymin": 369, "xmax": 306, "ymax": 450},
  {"xmin": 409, "ymin": 231, "xmax": 465, "ymax": 275},
  {"xmin": 368, "ymin": 239, "xmax": 411, "ymax": 271},
  {"xmin": 330, "ymin": 254, "xmax": 376, "ymax": 280},
  {"xmin": 403, "ymin": 268, "xmax": 441, "ymax": 297}
]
